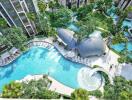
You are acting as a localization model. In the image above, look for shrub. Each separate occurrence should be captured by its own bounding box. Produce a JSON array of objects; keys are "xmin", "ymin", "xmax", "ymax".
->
[
  {"xmin": 2, "ymin": 82, "xmax": 23, "ymax": 98},
  {"xmin": 1, "ymin": 77, "xmax": 55, "ymax": 99},
  {"xmin": 89, "ymin": 90, "xmax": 102, "ymax": 98},
  {"xmin": 71, "ymin": 88, "xmax": 89, "ymax": 100},
  {"xmin": 93, "ymin": 65, "xmax": 100, "ymax": 68}
]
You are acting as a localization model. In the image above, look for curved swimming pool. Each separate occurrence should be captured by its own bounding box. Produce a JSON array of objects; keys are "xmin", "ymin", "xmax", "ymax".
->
[{"xmin": 0, "ymin": 47, "xmax": 102, "ymax": 92}]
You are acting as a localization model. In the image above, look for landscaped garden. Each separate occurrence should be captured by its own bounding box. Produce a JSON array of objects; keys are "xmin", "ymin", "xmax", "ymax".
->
[
  {"xmin": 0, "ymin": 0, "xmax": 132, "ymax": 99},
  {"xmin": 1, "ymin": 75, "xmax": 132, "ymax": 100}
]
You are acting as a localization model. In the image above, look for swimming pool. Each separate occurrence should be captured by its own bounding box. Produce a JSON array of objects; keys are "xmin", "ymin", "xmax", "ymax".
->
[
  {"xmin": 0, "ymin": 47, "xmax": 102, "ymax": 92},
  {"xmin": 109, "ymin": 11, "xmax": 132, "ymax": 58}
]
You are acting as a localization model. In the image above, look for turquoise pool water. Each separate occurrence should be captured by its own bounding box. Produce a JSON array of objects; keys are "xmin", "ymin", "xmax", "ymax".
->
[
  {"xmin": 68, "ymin": 23, "xmax": 79, "ymax": 32},
  {"xmin": 0, "ymin": 47, "xmax": 102, "ymax": 92},
  {"xmin": 111, "ymin": 42, "xmax": 132, "ymax": 52},
  {"xmin": 109, "ymin": 11, "xmax": 132, "ymax": 58}
]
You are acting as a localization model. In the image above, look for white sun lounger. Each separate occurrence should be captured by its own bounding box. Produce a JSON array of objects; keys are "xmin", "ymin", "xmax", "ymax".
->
[{"xmin": 0, "ymin": 58, "xmax": 3, "ymax": 66}]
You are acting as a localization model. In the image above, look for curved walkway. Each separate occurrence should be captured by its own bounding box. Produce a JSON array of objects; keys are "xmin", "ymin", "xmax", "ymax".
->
[
  {"xmin": 48, "ymin": 76, "xmax": 74, "ymax": 96},
  {"xmin": 89, "ymin": 68, "xmax": 113, "ymax": 84}
]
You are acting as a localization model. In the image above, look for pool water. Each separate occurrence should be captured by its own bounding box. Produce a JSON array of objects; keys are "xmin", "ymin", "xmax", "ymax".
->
[
  {"xmin": 111, "ymin": 42, "xmax": 132, "ymax": 52},
  {"xmin": 109, "ymin": 10, "xmax": 132, "ymax": 58},
  {"xmin": 0, "ymin": 47, "xmax": 102, "ymax": 92},
  {"xmin": 68, "ymin": 23, "xmax": 79, "ymax": 32}
]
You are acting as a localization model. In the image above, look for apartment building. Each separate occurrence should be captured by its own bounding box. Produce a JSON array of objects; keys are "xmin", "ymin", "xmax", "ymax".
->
[
  {"xmin": 59, "ymin": 0, "xmax": 87, "ymax": 8},
  {"xmin": 0, "ymin": 0, "xmax": 38, "ymax": 36},
  {"xmin": 115, "ymin": 0, "xmax": 132, "ymax": 10}
]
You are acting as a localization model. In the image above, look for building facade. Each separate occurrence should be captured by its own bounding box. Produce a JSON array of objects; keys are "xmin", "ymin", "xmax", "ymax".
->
[
  {"xmin": 115, "ymin": 0, "xmax": 132, "ymax": 10},
  {"xmin": 59, "ymin": 0, "xmax": 87, "ymax": 8},
  {"xmin": 0, "ymin": 0, "xmax": 38, "ymax": 36}
]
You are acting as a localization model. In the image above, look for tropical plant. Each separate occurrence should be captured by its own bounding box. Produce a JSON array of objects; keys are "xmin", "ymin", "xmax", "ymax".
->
[
  {"xmin": 2, "ymin": 82, "xmax": 23, "ymax": 98},
  {"xmin": 48, "ymin": 0, "xmax": 55, "ymax": 13},
  {"xmin": 76, "ymin": 4, "xmax": 94, "ymax": 20},
  {"xmin": 49, "ymin": 8, "xmax": 72, "ymax": 27},
  {"xmin": 111, "ymin": 33, "xmax": 128, "ymax": 45},
  {"xmin": 21, "ymin": 77, "xmax": 52, "ymax": 98},
  {"xmin": 104, "ymin": 76, "xmax": 132, "ymax": 100},
  {"xmin": 36, "ymin": 89, "xmax": 60, "ymax": 99},
  {"xmin": 37, "ymin": 12, "xmax": 52, "ymax": 36},
  {"xmin": 0, "ymin": 18, "xmax": 8, "ymax": 28},
  {"xmin": 37, "ymin": 0, "xmax": 47, "ymax": 13},
  {"xmin": 21, "ymin": 78, "xmax": 59, "ymax": 99},
  {"xmin": 27, "ymin": 12, "xmax": 36, "ymax": 21},
  {"xmin": 89, "ymin": 90, "xmax": 102, "ymax": 98},
  {"xmin": 95, "ymin": 0, "xmax": 112, "ymax": 14},
  {"xmin": 0, "ymin": 35, "xmax": 11, "ymax": 46},
  {"xmin": 93, "ymin": 65, "xmax": 100, "ymax": 68},
  {"xmin": 3, "ymin": 27, "xmax": 27, "ymax": 50},
  {"xmin": 118, "ymin": 56, "xmax": 126, "ymax": 64},
  {"xmin": 1, "ymin": 77, "xmax": 58, "ymax": 99},
  {"xmin": 71, "ymin": 88, "xmax": 89, "ymax": 100},
  {"xmin": 76, "ymin": 14, "xmax": 96, "ymax": 41}
]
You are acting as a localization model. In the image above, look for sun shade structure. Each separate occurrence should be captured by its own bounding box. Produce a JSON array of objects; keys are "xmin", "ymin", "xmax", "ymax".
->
[
  {"xmin": 57, "ymin": 28, "xmax": 77, "ymax": 49},
  {"xmin": 77, "ymin": 31, "xmax": 106, "ymax": 57}
]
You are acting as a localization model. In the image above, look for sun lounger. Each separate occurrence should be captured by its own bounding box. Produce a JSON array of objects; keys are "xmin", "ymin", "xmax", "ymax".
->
[{"xmin": 0, "ymin": 58, "xmax": 3, "ymax": 66}]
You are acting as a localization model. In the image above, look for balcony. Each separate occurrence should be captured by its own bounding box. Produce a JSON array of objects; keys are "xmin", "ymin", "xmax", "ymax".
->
[
  {"xmin": 26, "ymin": 26, "xmax": 35, "ymax": 35},
  {"xmin": 11, "ymin": 0, "xmax": 23, "ymax": 12},
  {"xmin": 19, "ymin": 12, "xmax": 29, "ymax": 26}
]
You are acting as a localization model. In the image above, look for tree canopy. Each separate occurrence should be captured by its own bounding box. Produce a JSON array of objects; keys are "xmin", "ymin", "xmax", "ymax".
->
[
  {"xmin": 2, "ymin": 27, "xmax": 27, "ymax": 50},
  {"xmin": 1, "ymin": 77, "xmax": 60, "ymax": 99},
  {"xmin": 104, "ymin": 76, "xmax": 132, "ymax": 100},
  {"xmin": 49, "ymin": 8, "xmax": 72, "ymax": 27}
]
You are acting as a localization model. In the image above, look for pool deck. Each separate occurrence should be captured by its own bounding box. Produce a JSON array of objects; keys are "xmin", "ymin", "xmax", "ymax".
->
[
  {"xmin": 48, "ymin": 76, "xmax": 74, "ymax": 96},
  {"xmin": 28, "ymin": 37, "xmax": 120, "ymax": 79},
  {"xmin": 26, "ymin": 37, "xmax": 126, "ymax": 96}
]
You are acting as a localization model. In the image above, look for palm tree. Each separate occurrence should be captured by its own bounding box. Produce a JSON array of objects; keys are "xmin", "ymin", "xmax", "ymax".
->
[
  {"xmin": 71, "ymin": 88, "xmax": 89, "ymax": 100},
  {"xmin": 37, "ymin": 13, "xmax": 51, "ymax": 36},
  {"xmin": 27, "ymin": 12, "xmax": 36, "ymax": 21},
  {"xmin": 0, "ymin": 18, "xmax": 7, "ymax": 28},
  {"xmin": 3, "ymin": 27, "xmax": 27, "ymax": 49},
  {"xmin": 0, "ymin": 34, "xmax": 12, "ymax": 47},
  {"xmin": 37, "ymin": 0, "xmax": 47, "ymax": 13},
  {"xmin": 2, "ymin": 82, "xmax": 23, "ymax": 98},
  {"xmin": 48, "ymin": 1, "xmax": 55, "ymax": 13}
]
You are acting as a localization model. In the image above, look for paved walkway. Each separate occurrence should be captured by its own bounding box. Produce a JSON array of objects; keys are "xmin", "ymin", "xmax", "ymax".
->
[{"xmin": 48, "ymin": 76, "xmax": 74, "ymax": 96}]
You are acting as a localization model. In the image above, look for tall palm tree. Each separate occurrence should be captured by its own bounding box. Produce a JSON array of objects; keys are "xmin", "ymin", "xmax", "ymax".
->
[
  {"xmin": 48, "ymin": 1, "xmax": 55, "ymax": 13},
  {"xmin": 0, "ymin": 18, "xmax": 8, "ymax": 28}
]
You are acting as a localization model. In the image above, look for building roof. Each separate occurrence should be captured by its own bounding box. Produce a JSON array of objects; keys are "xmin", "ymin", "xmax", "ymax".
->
[
  {"xmin": 77, "ymin": 31, "xmax": 106, "ymax": 57},
  {"xmin": 57, "ymin": 28, "xmax": 77, "ymax": 49}
]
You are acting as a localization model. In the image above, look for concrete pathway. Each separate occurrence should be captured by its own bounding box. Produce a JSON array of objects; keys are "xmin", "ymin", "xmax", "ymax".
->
[{"xmin": 48, "ymin": 76, "xmax": 74, "ymax": 96}]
